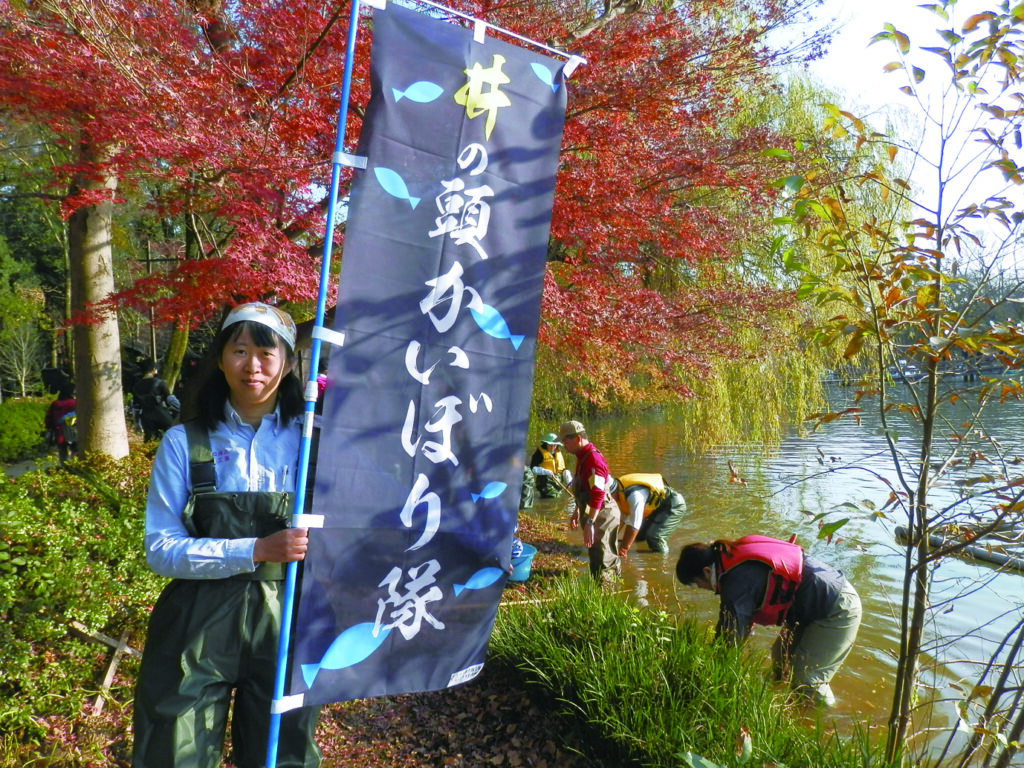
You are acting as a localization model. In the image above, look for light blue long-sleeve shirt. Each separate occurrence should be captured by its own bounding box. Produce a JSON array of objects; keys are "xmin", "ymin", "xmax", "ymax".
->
[{"xmin": 144, "ymin": 405, "xmax": 300, "ymax": 580}]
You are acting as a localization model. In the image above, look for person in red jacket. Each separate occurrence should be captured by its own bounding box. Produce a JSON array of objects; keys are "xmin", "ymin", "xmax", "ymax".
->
[
  {"xmin": 675, "ymin": 534, "xmax": 861, "ymax": 706},
  {"xmin": 558, "ymin": 419, "xmax": 620, "ymax": 582},
  {"xmin": 44, "ymin": 384, "xmax": 77, "ymax": 465}
]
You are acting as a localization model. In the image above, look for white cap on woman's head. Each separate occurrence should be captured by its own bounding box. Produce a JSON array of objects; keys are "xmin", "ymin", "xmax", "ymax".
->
[{"xmin": 221, "ymin": 302, "xmax": 297, "ymax": 350}]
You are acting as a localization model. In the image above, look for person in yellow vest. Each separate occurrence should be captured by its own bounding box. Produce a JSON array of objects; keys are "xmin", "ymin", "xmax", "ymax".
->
[
  {"xmin": 529, "ymin": 432, "xmax": 573, "ymax": 497},
  {"xmin": 610, "ymin": 472, "xmax": 686, "ymax": 556}
]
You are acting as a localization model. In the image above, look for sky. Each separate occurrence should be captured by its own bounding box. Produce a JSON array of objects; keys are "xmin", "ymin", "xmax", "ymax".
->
[
  {"xmin": 811, "ymin": 0, "xmax": 925, "ymax": 110},
  {"xmin": 803, "ymin": 0, "xmax": 1024, "ymax": 270}
]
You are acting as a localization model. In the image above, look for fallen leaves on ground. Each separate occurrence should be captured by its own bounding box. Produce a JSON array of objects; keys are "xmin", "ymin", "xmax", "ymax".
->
[
  {"xmin": 315, "ymin": 514, "xmax": 597, "ymax": 767},
  {"xmin": 317, "ymin": 663, "xmax": 598, "ymax": 767}
]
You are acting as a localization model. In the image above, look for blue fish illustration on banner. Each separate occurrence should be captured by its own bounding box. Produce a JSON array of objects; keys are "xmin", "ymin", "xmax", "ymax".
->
[
  {"xmin": 466, "ymin": 290, "xmax": 525, "ymax": 349},
  {"xmin": 471, "ymin": 481, "xmax": 507, "ymax": 501},
  {"xmin": 392, "ymin": 80, "xmax": 445, "ymax": 103},
  {"xmin": 374, "ymin": 167, "xmax": 421, "ymax": 208},
  {"xmin": 284, "ymin": 2, "xmax": 570, "ymax": 709}
]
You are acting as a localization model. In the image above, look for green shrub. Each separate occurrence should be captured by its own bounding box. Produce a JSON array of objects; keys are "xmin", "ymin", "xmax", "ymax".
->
[
  {"xmin": 0, "ymin": 452, "xmax": 164, "ymax": 757},
  {"xmin": 0, "ymin": 398, "xmax": 48, "ymax": 462}
]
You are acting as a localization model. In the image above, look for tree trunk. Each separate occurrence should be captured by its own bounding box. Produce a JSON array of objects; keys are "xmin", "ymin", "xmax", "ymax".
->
[
  {"xmin": 68, "ymin": 141, "xmax": 130, "ymax": 459},
  {"xmin": 162, "ymin": 319, "xmax": 190, "ymax": 394},
  {"xmin": 63, "ymin": 220, "xmax": 73, "ymax": 375},
  {"xmin": 887, "ymin": 294, "xmax": 943, "ymax": 762},
  {"xmin": 887, "ymin": 530, "xmax": 930, "ymax": 761}
]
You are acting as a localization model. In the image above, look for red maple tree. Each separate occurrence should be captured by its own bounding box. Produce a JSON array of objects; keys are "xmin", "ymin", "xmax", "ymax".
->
[
  {"xmin": 0, "ymin": 0, "xmax": 825, "ymax": 422},
  {"xmin": 492, "ymin": 0, "xmax": 822, "ymax": 406}
]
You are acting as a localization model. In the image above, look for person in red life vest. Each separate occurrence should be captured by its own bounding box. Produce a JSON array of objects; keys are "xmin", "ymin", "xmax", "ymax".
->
[
  {"xmin": 675, "ymin": 534, "xmax": 861, "ymax": 706},
  {"xmin": 558, "ymin": 419, "xmax": 620, "ymax": 582}
]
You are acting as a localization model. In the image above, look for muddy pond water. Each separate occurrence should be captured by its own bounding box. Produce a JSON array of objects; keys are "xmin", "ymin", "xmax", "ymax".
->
[{"xmin": 525, "ymin": 383, "xmax": 1024, "ymax": 760}]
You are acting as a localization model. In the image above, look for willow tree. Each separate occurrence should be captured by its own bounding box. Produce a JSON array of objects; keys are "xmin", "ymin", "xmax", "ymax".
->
[
  {"xmin": 777, "ymin": 2, "xmax": 1024, "ymax": 763},
  {"xmin": 664, "ymin": 73, "xmax": 871, "ymax": 449}
]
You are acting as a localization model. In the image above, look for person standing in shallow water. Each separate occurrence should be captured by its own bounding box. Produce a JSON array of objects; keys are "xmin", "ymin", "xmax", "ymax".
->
[
  {"xmin": 132, "ymin": 302, "xmax": 321, "ymax": 768},
  {"xmin": 558, "ymin": 419, "xmax": 620, "ymax": 582},
  {"xmin": 675, "ymin": 534, "xmax": 861, "ymax": 707}
]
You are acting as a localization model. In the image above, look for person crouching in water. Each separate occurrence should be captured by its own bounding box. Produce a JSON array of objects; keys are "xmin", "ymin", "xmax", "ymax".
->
[
  {"xmin": 132, "ymin": 302, "xmax": 321, "ymax": 768},
  {"xmin": 529, "ymin": 433, "xmax": 572, "ymax": 497},
  {"xmin": 675, "ymin": 534, "xmax": 861, "ymax": 707},
  {"xmin": 609, "ymin": 472, "xmax": 686, "ymax": 557}
]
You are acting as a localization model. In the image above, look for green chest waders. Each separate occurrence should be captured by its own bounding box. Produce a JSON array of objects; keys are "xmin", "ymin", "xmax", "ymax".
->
[{"xmin": 132, "ymin": 421, "xmax": 320, "ymax": 768}]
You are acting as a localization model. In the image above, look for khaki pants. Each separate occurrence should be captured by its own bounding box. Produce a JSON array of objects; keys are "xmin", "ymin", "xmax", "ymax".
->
[
  {"xmin": 772, "ymin": 579, "xmax": 862, "ymax": 706},
  {"xmin": 588, "ymin": 501, "xmax": 621, "ymax": 582}
]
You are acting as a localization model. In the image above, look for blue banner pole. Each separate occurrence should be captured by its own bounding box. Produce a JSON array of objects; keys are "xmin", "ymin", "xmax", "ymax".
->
[{"xmin": 265, "ymin": 0, "xmax": 366, "ymax": 764}]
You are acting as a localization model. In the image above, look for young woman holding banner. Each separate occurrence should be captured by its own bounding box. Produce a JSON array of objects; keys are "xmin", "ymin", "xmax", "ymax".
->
[{"xmin": 132, "ymin": 302, "xmax": 321, "ymax": 768}]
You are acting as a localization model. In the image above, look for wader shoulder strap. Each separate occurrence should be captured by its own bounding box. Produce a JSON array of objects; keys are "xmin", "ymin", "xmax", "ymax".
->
[{"xmin": 184, "ymin": 419, "xmax": 217, "ymax": 494}]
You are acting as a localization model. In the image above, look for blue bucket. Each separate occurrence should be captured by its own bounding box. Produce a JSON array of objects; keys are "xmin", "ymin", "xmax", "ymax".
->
[{"xmin": 509, "ymin": 543, "xmax": 537, "ymax": 582}]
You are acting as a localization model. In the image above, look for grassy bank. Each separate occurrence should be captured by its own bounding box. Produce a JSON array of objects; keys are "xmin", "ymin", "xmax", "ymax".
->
[
  {"xmin": 1, "ymin": 460, "xmax": 892, "ymax": 767},
  {"xmin": 491, "ymin": 573, "xmax": 889, "ymax": 767}
]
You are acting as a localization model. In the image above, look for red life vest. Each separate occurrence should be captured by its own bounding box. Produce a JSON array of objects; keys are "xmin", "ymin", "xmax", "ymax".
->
[{"xmin": 715, "ymin": 535, "xmax": 804, "ymax": 626}]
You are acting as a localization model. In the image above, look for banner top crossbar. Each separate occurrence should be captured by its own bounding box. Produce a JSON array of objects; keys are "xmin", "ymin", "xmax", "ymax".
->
[{"xmin": 385, "ymin": 0, "xmax": 586, "ymax": 66}]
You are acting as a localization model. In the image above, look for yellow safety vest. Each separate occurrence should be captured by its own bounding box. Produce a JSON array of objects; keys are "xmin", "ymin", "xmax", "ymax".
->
[
  {"xmin": 537, "ymin": 446, "xmax": 566, "ymax": 475},
  {"xmin": 612, "ymin": 472, "xmax": 668, "ymax": 519}
]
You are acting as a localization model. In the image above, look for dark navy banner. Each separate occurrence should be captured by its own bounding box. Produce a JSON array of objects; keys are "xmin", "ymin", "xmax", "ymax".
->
[{"xmin": 286, "ymin": 2, "xmax": 569, "ymax": 707}]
